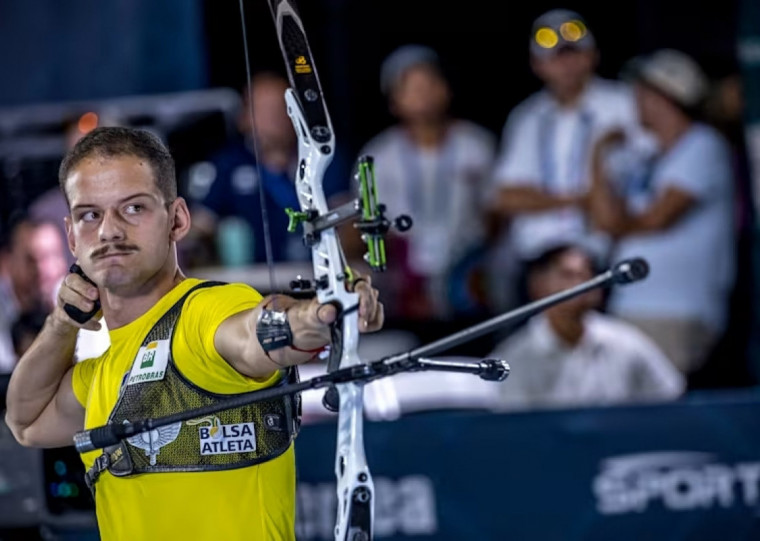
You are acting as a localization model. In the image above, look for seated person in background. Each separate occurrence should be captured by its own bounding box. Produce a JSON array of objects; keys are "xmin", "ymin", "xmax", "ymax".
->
[
  {"xmin": 489, "ymin": 242, "xmax": 684, "ymax": 411},
  {"xmin": 354, "ymin": 44, "xmax": 497, "ymax": 320},
  {"xmin": 184, "ymin": 71, "xmax": 350, "ymax": 268},
  {"xmin": 589, "ymin": 49, "xmax": 736, "ymax": 375}
]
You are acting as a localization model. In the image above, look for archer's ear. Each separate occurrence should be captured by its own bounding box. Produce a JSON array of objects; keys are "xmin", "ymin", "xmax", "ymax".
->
[
  {"xmin": 169, "ymin": 197, "xmax": 192, "ymax": 242},
  {"xmin": 64, "ymin": 215, "xmax": 76, "ymax": 257}
]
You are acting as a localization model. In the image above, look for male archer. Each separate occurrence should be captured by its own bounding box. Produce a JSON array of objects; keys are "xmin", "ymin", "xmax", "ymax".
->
[{"xmin": 5, "ymin": 127, "xmax": 384, "ymax": 541}]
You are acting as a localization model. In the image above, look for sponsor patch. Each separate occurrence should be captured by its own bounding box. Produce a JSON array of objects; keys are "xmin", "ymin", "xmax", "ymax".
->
[
  {"xmin": 188, "ymin": 416, "xmax": 257, "ymax": 455},
  {"xmin": 127, "ymin": 340, "xmax": 170, "ymax": 386}
]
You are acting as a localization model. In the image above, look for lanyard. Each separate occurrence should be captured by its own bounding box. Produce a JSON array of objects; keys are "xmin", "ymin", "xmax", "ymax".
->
[
  {"xmin": 398, "ymin": 130, "xmax": 458, "ymax": 226},
  {"xmin": 624, "ymin": 155, "xmax": 657, "ymax": 197},
  {"xmin": 538, "ymin": 108, "xmax": 593, "ymax": 193}
]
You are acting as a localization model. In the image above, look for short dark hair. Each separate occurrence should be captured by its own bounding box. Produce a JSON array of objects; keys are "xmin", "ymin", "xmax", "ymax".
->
[
  {"xmin": 58, "ymin": 127, "xmax": 176, "ymax": 205},
  {"xmin": 513, "ymin": 243, "xmax": 600, "ymax": 306}
]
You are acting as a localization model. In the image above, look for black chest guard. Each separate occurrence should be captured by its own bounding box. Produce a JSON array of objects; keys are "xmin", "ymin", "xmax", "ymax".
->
[{"xmin": 85, "ymin": 282, "xmax": 300, "ymax": 493}]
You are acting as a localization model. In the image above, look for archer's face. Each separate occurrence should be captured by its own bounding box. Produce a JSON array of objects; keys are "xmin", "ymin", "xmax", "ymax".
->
[{"xmin": 64, "ymin": 155, "xmax": 187, "ymax": 293}]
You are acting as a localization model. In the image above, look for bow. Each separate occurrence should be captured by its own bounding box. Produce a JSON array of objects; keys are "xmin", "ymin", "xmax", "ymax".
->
[{"xmin": 257, "ymin": 1, "xmax": 409, "ymax": 538}]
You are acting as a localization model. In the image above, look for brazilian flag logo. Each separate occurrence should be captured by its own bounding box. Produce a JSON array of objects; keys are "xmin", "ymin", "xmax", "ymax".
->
[{"xmin": 140, "ymin": 342, "xmax": 158, "ymax": 369}]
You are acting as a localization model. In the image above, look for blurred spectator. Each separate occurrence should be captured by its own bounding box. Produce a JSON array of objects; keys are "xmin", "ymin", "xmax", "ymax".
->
[
  {"xmin": 355, "ymin": 44, "xmax": 497, "ymax": 320},
  {"xmin": 184, "ymin": 71, "xmax": 350, "ymax": 268},
  {"xmin": 589, "ymin": 49, "xmax": 736, "ymax": 375},
  {"xmin": 489, "ymin": 243, "xmax": 684, "ymax": 411},
  {"xmin": 704, "ymin": 72, "xmax": 755, "ymax": 235},
  {"xmin": 0, "ymin": 216, "xmax": 50, "ymax": 372},
  {"xmin": 700, "ymin": 72, "xmax": 756, "ymax": 387},
  {"xmin": 488, "ymin": 9, "xmax": 653, "ymax": 311},
  {"xmin": 0, "ymin": 214, "xmax": 106, "ymax": 372},
  {"xmin": 11, "ymin": 309, "xmax": 47, "ymax": 358},
  {"xmin": 707, "ymin": 74, "xmax": 746, "ymax": 148},
  {"xmin": 27, "ymin": 219, "xmax": 68, "ymax": 312}
]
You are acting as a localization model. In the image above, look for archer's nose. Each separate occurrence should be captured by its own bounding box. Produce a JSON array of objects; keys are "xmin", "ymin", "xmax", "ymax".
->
[{"xmin": 99, "ymin": 209, "xmax": 126, "ymax": 242}]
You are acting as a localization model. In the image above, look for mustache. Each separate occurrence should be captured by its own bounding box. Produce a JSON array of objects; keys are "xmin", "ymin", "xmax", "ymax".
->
[{"xmin": 91, "ymin": 244, "xmax": 139, "ymax": 259}]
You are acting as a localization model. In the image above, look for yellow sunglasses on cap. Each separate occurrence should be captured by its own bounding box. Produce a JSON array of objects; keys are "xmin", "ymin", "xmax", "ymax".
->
[{"xmin": 534, "ymin": 20, "xmax": 587, "ymax": 49}]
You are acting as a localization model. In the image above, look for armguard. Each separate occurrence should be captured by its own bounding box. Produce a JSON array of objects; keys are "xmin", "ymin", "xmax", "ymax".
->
[{"xmin": 256, "ymin": 307, "xmax": 293, "ymax": 352}]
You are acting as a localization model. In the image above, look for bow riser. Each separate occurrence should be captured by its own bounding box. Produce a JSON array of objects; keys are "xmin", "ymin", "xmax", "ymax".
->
[
  {"xmin": 335, "ymin": 379, "xmax": 373, "ymax": 539},
  {"xmin": 272, "ymin": 1, "xmax": 375, "ymax": 539},
  {"xmin": 285, "ymin": 64, "xmax": 374, "ymax": 541}
]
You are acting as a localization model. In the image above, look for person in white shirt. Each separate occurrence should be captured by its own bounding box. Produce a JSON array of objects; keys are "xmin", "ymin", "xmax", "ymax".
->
[
  {"xmin": 488, "ymin": 9, "xmax": 653, "ymax": 311},
  {"xmin": 589, "ymin": 49, "xmax": 736, "ymax": 375},
  {"xmin": 354, "ymin": 44, "xmax": 497, "ymax": 320},
  {"xmin": 490, "ymin": 242, "xmax": 684, "ymax": 411}
]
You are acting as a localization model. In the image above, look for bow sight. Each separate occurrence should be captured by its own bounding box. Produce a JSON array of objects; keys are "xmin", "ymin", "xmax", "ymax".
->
[{"xmin": 286, "ymin": 155, "xmax": 413, "ymax": 277}]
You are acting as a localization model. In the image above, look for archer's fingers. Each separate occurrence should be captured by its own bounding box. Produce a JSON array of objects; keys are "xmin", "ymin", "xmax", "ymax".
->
[
  {"xmin": 60, "ymin": 273, "xmax": 99, "ymax": 306},
  {"xmin": 366, "ymin": 286, "xmax": 379, "ymax": 323},
  {"xmin": 316, "ymin": 303, "xmax": 338, "ymax": 326},
  {"xmin": 362, "ymin": 302, "xmax": 384, "ymax": 333},
  {"xmin": 55, "ymin": 275, "xmax": 102, "ymax": 329},
  {"xmin": 349, "ymin": 272, "xmax": 372, "ymax": 292},
  {"xmin": 79, "ymin": 311, "xmax": 104, "ymax": 332},
  {"xmin": 353, "ymin": 276, "xmax": 376, "ymax": 321},
  {"xmin": 57, "ymin": 286, "xmax": 96, "ymax": 315}
]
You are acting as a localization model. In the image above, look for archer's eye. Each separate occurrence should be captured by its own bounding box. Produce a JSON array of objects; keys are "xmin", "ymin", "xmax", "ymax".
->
[
  {"xmin": 124, "ymin": 204, "xmax": 143, "ymax": 215},
  {"xmin": 80, "ymin": 211, "xmax": 99, "ymax": 223}
]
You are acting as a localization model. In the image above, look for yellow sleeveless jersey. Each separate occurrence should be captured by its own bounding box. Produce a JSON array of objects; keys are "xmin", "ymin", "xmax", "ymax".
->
[{"xmin": 72, "ymin": 278, "xmax": 296, "ymax": 541}]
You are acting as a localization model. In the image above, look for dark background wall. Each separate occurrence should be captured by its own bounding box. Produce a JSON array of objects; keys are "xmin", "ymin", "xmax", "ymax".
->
[
  {"xmin": 203, "ymin": 0, "xmax": 741, "ymax": 159},
  {"xmin": 0, "ymin": 0, "xmax": 207, "ymax": 105},
  {"xmin": 0, "ymin": 1, "xmax": 740, "ymax": 160}
]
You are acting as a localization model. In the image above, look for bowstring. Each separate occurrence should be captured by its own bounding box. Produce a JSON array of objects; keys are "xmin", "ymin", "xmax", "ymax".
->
[
  {"xmin": 237, "ymin": 5, "xmax": 303, "ymax": 531},
  {"xmin": 238, "ymin": 0, "xmax": 277, "ymax": 296}
]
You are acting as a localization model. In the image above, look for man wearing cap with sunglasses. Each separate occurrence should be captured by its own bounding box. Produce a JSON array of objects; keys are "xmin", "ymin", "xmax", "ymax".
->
[
  {"xmin": 488, "ymin": 9, "xmax": 652, "ymax": 311},
  {"xmin": 588, "ymin": 49, "xmax": 736, "ymax": 376}
]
